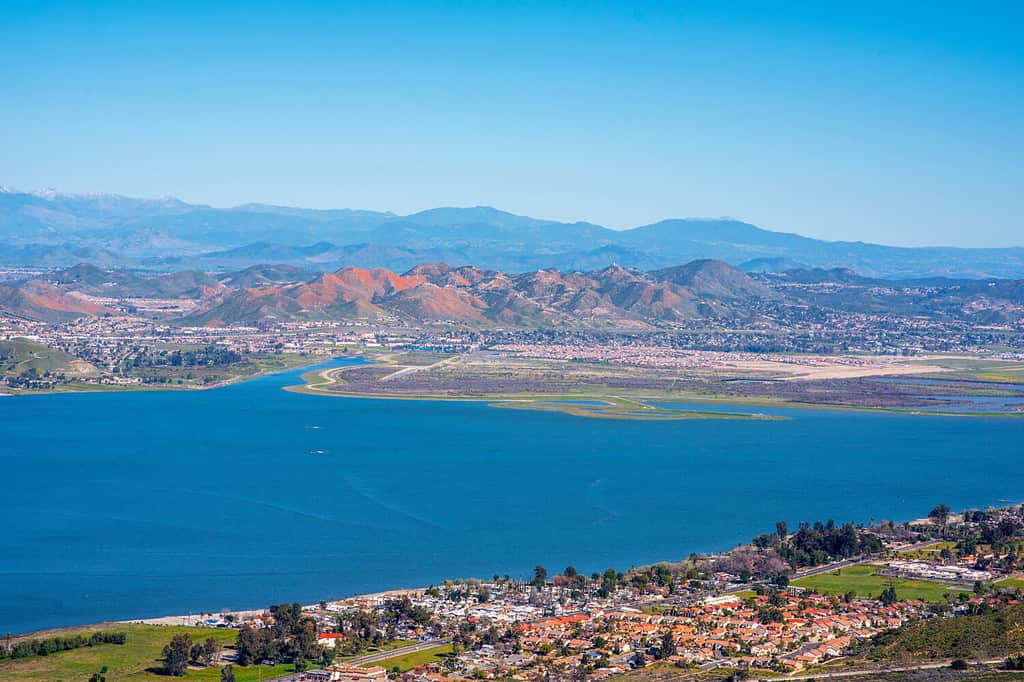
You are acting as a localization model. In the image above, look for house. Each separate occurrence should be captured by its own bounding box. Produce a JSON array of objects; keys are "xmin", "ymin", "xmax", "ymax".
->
[
  {"xmin": 318, "ymin": 632, "xmax": 346, "ymax": 649},
  {"xmin": 325, "ymin": 664, "xmax": 389, "ymax": 681},
  {"xmin": 305, "ymin": 670, "xmax": 337, "ymax": 682}
]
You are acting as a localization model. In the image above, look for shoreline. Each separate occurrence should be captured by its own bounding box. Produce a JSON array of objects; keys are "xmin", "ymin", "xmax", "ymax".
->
[
  {"xmin": 6, "ymin": 352, "xmax": 1023, "ymax": 419},
  {"xmin": 286, "ymin": 365, "xmax": 1024, "ymax": 420},
  {"xmin": 12, "ymin": 500, "xmax": 1023, "ymax": 639},
  {"xmin": 0, "ymin": 352, "xmax": 336, "ymax": 397}
]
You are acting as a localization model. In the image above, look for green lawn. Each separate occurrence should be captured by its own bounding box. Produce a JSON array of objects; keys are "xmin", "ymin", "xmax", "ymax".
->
[
  {"xmin": 997, "ymin": 577, "xmax": 1024, "ymax": 591},
  {"xmin": 792, "ymin": 564, "xmax": 968, "ymax": 603},
  {"xmin": 895, "ymin": 541, "xmax": 956, "ymax": 560},
  {"xmin": 335, "ymin": 638, "xmax": 417, "ymax": 662},
  {"xmin": 0, "ymin": 625, "xmax": 297, "ymax": 681},
  {"xmin": 362, "ymin": 644, "xmax": 453, "ymax": 672}
]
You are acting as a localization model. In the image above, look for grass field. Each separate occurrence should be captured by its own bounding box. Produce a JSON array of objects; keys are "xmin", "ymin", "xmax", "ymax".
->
[
  {"xmin": 362, "ymin": 644, "xmax": 452, "ymax": 672},
  {"xmin": 997, "ymin": 577, "xmax": 1024, "ymax": 591},
  {"xmin": 792, "ymin": 564, "xmax": 968, "ymax": 602},
  {"xmin": 896, "ymin": 541, "xmax": 957, "ymax": 559},
  {"xmin": 0, "ymin": 625, "xmax": 296, "ymax": 682},
  {"xmin": 335, "ymin": 638, "xmax": 416, "ymax": 662}
]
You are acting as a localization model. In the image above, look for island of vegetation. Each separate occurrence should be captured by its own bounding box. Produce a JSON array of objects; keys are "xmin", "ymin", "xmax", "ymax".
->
[{"xmin": 287, "ymin": 346, "xmax": 1024, "ymax": 420}]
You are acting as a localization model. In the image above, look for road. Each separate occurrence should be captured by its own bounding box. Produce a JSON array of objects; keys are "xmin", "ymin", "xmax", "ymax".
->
[
  {"xmin": 380, "ymin": 356, "xmax": 457, "ymax": 382},
  {"xmin": 781, "ymin": 657, "xmax": 1014, "ymax": 680},
  {"xmin": 341, "ymin": 638, "xmax": 452, "ymax": 666},
  {"xmin": 262, "ymin": 639, "xmax": 450, "ymax": 681}
]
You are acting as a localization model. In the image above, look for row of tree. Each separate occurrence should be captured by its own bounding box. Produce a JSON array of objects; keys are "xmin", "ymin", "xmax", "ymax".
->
[{"xmin": 1, "ymin": 631, "xmax": 126, "ymax": 660}]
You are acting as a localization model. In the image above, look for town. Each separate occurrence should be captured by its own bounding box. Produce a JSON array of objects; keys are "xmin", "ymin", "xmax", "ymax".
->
[{"xmin": 8, "ymin": 504, "xmax": 1018, "ymax": 681}]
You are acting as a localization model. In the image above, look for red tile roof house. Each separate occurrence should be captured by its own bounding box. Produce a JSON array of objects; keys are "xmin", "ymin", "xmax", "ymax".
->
[{"xmin": 318, "ymin": 632, "xmax": 346, "ymax": 648}]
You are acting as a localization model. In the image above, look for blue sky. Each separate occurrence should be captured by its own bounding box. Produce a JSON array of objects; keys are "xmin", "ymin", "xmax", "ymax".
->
[{"xmin": 2, "ymin": 1, "xmax": 1021, "ymax": 246}]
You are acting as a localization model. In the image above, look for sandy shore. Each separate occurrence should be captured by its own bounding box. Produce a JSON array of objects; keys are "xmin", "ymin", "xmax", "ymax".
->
[{"xmin": 120, "ymin": 587, "xmax": 426, "ymax": 627}]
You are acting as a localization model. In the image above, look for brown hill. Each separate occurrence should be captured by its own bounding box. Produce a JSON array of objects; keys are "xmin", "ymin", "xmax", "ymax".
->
[
  {"xmin": 179, "ymin": 259, "xmax": 783, "ymax": 326},
  {"xmin": 9, "ymin": 257, "xmax": 1021, "ymax": 329},
  {"xmin": 0, "ymin": 281, "xmax": 113, "ymax": 322}
]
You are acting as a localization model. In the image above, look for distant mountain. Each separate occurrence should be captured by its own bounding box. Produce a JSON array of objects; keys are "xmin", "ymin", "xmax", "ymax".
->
[
  {"xmin": 44, "ymin": 263, "xmax": 222, "ymax": 298},
  {"xmin": 217, "ymin": 264, "xmax": 315, "ymax": 288},
  {"xmin": 652, "ymin": 259, "xmax": 776, "ymax": 300},
  {"xmin": 0, "ymin": 280, "xmax": 113, "ymax": 322},
  {"xmin": 740, "ymin": 257, "xmax": 810, "ymax": 273},
  {"xmin": 2, "ymin": 188, "xmax": 1023, "ymax": 278},
  {"xmin": 181, "ymin": 260, "xmax": 778, "ymax": 327},
  {"xmin": 4, "ymin": 256, "xmax": 1023, "ymax": 328}
]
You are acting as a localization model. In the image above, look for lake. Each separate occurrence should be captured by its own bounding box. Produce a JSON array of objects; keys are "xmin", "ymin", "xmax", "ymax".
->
[{"xmin": 2, "ymin": 357, "xmax": 1023, "ymax": 634}]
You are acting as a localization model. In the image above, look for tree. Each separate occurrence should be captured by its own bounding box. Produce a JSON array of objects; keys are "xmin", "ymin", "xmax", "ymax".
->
[
  {"xmin": 563, "ymin": 565, "xmax": 577, "ymax": 578},
  {"xmin": 929, "ymin": 504, "xmax": 951, "ymax": 528},
  {"xmin": 655, "ymin": 632, "xmax": 676, "ymax": 660},
  {"xmin": 879, "ymin": 586, "xmax": 898, "ymax": 606},
  {"xmin": 162, "ymin": 633, "xmax": 193, "ymax": 676},
  {"xmin": 776, "ymin": 521, "xmax": 788, "ymax": 539},
  {"xmin": 234, "ymin": 625, "xmax": 269, "ymax": 666},
  {"xmin": 200, "ymin": 637, "xmax": 219, "ymax": 665},
  {"xmin": 220, "ymin": 664, "xmax": 236, "ymax": 682},
  {"xmin": 533, "ymin": 565, "xmax": 548, "ymax": 587}
]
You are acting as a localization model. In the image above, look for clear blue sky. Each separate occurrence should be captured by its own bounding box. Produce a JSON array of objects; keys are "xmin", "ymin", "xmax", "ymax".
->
[{"xmin": 2, "ymin": 1, "xmax": 1021, "ymax": 246}]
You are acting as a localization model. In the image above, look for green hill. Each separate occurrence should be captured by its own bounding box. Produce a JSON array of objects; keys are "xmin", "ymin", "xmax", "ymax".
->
[{"xmin": 0, "ymin": 337, "xmax": 98, "ymax": 378}]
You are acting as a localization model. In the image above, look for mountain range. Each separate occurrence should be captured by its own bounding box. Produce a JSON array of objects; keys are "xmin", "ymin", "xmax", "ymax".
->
[
  {"xmin": 2, "ymin": 188, "xmax": 1023, "ymax": 279},
  {"xmin": 3, "ymin": 259, "xmax": 1022, "ymax": 329}
]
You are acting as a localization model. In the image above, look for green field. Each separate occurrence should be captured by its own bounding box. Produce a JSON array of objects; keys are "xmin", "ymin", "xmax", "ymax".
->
[
  {"xmin": 0, "ymin": 625, "xmax": 297, "ymax": 682},
  {"xmin": 362, "ymin": 644, "xmax": 453, "ymax": 672},
  {"xmin": 792, "ymin": 564, "xmax": 968, "ymax": 602},
  {"xmin": 997, "ymin": 577, "xmax": 1024, "ymax": 591},
  {"xmin": 334, "ymin": 638, "xmax": 416, "ymax": 662},
  {"xmin": 895, "ymin": 541, "xmax": 956, "ymax": 560}
]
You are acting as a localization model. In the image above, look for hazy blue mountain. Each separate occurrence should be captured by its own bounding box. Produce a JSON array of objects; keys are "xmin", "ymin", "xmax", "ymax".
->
[
  {"xmin": 1, "ymin": 188, "xmax": 1023, "ymax": 278},
  {"xmin": 740, "ymin": 257, "xmax": 811, "ymax": 273}
]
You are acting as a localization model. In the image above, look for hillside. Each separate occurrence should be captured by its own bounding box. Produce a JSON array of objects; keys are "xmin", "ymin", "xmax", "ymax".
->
[
  {"xmin": 0, "ymin": 337, "xmax": 99, "ymax": 378},
  {"xmin": 0, "ymin": 281, "xmax": 113, "ymax": 322},
  {"xmin": 3, "ymin": 257, "xmax": 1023, "ymax": 329},
  {"xmin": 179, "ymin": 260, "xmax": 767, "ymax": 327},
  {"xmin": 863, "ymin": 604, "xmax": 1024, "ymax": 663}
]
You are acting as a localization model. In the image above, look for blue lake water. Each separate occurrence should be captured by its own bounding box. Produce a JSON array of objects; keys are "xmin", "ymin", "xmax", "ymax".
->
[{"xmin": 2, "ymin": 357, "xmax": 1023, "ymax": 634}]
